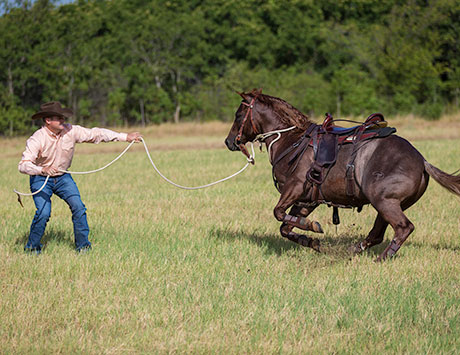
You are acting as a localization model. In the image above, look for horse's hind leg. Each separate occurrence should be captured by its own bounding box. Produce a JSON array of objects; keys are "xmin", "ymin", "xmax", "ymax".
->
[
  {"xmin": 280, "ymin": 204, "xmax": 321, "ymax": 251},
  {"xmin": 349, "ymin": 214, "xmax": 388, "ymax": 255},
  {"xmin": 374, "ymin": 200, "xmax": 415, "ymax": 262}
]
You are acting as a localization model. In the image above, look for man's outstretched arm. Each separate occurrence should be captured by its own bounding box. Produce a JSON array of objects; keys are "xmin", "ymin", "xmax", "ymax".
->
[{"xmin": 126, "ymin": 132, "xmax": 142, "ymax": 142}]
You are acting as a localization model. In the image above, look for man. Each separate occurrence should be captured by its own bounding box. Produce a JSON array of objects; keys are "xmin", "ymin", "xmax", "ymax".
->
[{"xmin": 18, "ymin": 101, "xmax": 142, "ymax": 254}]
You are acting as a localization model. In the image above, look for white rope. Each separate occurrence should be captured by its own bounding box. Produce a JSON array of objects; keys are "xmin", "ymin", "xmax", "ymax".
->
[
  {"xmin": 13, "ymin": 141, "xmax": 136, "ymax": 199},
  {"xmin": 66, "ymin": 141, "xmax": 136, "ymax": 174},
  {"xmin": 141, "ymin": 138, "xmax": 255, "ymax": 190},
  {"xmin": 13, "ymin": 176, "xmax": 50, "ymax": 197},
  {"xmin": 13, "ymin": 138, "xmax": 255, "ymax": 200},
  {"xmin": 254, "ymin": 126, "xmax": 296, "ymax": 163}
]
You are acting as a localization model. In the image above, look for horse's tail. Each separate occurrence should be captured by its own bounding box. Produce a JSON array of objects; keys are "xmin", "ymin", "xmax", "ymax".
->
[{"xmin": 424, "ymin": 161, "xmax": 460, "ymax": 196}]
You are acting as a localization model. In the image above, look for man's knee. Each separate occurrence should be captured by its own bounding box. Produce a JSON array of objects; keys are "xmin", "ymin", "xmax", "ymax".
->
[
  {"xmin": 67, "ymin": 195, "xmax": 86, "ymax": 216},
  {"xmin": 36, "ymin": 203, "xmax": 52, "ymax": 221}
]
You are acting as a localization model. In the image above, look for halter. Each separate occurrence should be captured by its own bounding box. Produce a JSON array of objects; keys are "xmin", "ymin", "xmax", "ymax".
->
[
  {"xmin": 234, "ymin": 95, "xmax": 260, "ymax": 164},
  {"xmin": 236, "ymin": 95, "xmax": 259, "ymax": 145},
  {"xmin": 234, "ymin": 94, "xmax": 297, "ymax": 164}
]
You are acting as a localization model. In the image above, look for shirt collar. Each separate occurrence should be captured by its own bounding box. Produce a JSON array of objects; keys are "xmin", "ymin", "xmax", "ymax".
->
[{"xmin": 43, "ymin": 125, "xmax": 65, "ymax": 139}]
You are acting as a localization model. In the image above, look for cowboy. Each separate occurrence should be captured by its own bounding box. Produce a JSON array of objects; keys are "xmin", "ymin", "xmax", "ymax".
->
[{"xmin": 18, "ymin": 101, "xmax": 142, "ymax": 254}]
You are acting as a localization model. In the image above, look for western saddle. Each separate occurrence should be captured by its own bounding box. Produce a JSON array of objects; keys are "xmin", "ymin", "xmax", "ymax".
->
[
  {"xmin": 307, "ymin": 112, "xmax": 393, "ymax": 187},
  {"xmin": 273, "ymin": 112, "xmax": 396, "ymax": 224}
]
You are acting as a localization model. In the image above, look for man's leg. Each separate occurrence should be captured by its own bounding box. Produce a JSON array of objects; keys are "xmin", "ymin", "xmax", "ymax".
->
[
  {"xmin": 25, "ymin": 175, "xmax": 53, "ymax": 252},
  {"xmin": 54, "ymin": 174, "xmax": 91, "ymax": 251}
]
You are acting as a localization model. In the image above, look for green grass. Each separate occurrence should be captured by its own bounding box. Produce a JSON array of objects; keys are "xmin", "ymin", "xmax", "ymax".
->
[{"xmin": 1, "ymin": 120, "xmax": 459, "ymax": 353}]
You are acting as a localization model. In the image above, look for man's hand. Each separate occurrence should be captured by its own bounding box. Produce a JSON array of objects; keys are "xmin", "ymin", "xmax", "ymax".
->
[
  {"xmin": 42, "ymin": 166, "xmax": 60, "ymax": 176},
  {"xmin": 127, "ymin": 132, "xmax": 142, "ymax": 143}
]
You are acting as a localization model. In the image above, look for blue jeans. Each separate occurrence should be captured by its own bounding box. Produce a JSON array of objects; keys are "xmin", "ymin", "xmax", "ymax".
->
[{"xmin": 25, "ymin": 174, "xmax": 91, "ymax": 252}]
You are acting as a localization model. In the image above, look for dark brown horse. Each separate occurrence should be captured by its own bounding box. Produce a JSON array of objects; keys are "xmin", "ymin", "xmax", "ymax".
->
[{"xmin": 225, "ymin": 89, "xmax": 460, "ymax": 261}]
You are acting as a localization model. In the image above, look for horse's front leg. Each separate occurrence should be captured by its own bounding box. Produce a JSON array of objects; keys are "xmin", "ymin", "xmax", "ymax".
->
[
  {"xmin": 274, "ymin": 182, "xmax": 323, "ymax": 232},
  {"xmin": 282, "ymin": 203, "xmax": 324, "ymax": 233},
  {"xmin": 273, "ymin": 179, "xmax": 305, "ymax": 222},
  {"xmin": 280, "ymin": 204, "xmax": 321, "ymax": 252},
  {"xmin": 274, "ymin": 181, "xmax": 321, "ymax": 251}
]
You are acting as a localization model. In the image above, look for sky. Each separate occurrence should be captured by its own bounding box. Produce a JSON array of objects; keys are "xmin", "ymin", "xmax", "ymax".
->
[{"xmin": 0, "ymin": 0, "xmax": 75, "ymax": 15}]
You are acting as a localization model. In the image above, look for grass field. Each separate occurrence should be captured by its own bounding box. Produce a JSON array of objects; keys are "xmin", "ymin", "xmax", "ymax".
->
[{"xmin": 1, "ymin": 117, "xmax": 460, "ymax": 353}]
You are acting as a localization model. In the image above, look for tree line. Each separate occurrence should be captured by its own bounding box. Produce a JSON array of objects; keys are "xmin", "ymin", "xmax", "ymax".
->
[{"xmin": 1, "ymin": 0, "xmax": 459, "ymax": 135}]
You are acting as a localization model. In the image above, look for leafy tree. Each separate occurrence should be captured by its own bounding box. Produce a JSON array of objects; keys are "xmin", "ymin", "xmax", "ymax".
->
[{"xmin": 1, "ymin": 0, "xmax": 459, "ymax": 135}]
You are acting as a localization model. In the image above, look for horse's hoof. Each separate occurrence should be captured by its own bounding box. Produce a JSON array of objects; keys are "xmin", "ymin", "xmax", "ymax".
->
[{"xmin": 312, "ymin": 221, "xmax": 324, "ymax": 234}]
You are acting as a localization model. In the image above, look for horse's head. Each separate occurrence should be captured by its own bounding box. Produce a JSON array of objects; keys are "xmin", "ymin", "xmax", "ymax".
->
[
  {"xmin": 225, "ymin": 89, "xmax": 312, "ymax": 162},
  {"xmin": 225, "ymin": 88, "xmax": 263, "ymax": 152}
]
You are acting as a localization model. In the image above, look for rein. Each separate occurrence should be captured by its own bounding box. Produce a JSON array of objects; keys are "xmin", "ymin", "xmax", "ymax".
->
[{"xmin": 13, "ymin": 138, "xmax": 256, "ymax": 206}]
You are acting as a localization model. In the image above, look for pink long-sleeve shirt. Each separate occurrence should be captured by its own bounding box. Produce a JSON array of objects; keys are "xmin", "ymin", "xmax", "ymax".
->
[{"xmin": 18, "ymin": 124, "xmax": 128, "ymax": 176}]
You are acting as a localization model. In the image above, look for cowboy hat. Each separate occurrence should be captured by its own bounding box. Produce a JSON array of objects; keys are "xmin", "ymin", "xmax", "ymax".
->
[{"xmin": 31, "ymin": 101, "xmax": 73, "ymax": 120}]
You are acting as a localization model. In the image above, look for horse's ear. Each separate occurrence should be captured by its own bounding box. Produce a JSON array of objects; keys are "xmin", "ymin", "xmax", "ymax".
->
[
  {"xmin": 236, "ymin": 90, "xmax": 252, "ymax": 101},
  {"xmin": 250, "ymin": 88, "xmax": 262, "ymax": 95},
  {"xmin": 235, "ymin": 90, "xmax": 245, "ymax": 99}
]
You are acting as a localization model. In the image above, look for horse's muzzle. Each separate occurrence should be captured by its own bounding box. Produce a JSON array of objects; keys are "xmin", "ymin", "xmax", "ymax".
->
[{"xmin": 225, "ymin": 136, "xmax": 240, "ymax": 151}]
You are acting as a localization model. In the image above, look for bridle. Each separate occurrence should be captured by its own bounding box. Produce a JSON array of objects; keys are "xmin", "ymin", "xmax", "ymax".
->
[
  {"xmin": 233, "ymin": 94, "xmax": 297, "ymax": 165},
  {"xmin": 235, "ymin": 95, "xmax": 260, "ymax": 164},
  {"xmin": 236, "ymin": 95, "xmax": 260, "ymax": 145}
]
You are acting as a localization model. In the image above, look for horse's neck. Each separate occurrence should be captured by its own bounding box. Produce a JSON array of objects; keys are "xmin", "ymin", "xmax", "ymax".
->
[
  {"xmin": 257, "ymin": 112, "xmax": 292, "ymax": 134},
  {"xmin": 265, "ymin": 122, "xmax": 316, "ymax": 164},
  {"xmin": 257, "ymin": 117, "xmax": 284, "ymax": 134}
]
